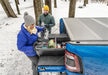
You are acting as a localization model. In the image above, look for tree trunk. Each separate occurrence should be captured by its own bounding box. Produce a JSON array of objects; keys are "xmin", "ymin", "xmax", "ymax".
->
[
  {"xmin": 0, "ymin": 0, "xmax": 17, "ymax": 18},
  {"xmin": 15, "ymin": 0, "xmax": 20, "ymax": 15},
  {"xmin": 86, "ymin": 0, "xmax": 88, "ymax": 4},
  {"xmin": 107, "ymin": 1, "xmax": 108, "ymax": 6},
  {"xmin": 34, "ymin": 0, "xmax": 42, "ymax": 25},
  {"xmin": 83, "ymin": 0, "xmax": 86, "ymax": 6},
  {"xmin": 41, "ymin": 0, "xmax": 43, "ymax": 8},
  {"xmin": 65, "ymin": 0, "xmax": 67, "ymax": 1},
  {"xmin": 24, "ymin": 0, "xmax": 26, "ymax": 2},
  {"xmin": 17, "ymin": 0, "xmax": 20, "ymax": 5},
  {"xmin": 69, "ymin": 0, "xmax": 76, "ymax": 18},
  {"xmin": 45, "ymin": 0, "xmax": 52, "ymax": 14},
  {"xmin": 54, "ymin": 0, "xmax": 57, "ymax": 8}
]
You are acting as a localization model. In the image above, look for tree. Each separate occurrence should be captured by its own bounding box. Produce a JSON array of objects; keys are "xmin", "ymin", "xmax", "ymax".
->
[
  {"xmin": 54, "ymin": 0, "xmax": 57, "ymax": 8},
  {"xmin": 15, "ymin": 0, "xmax": 20, "ymax": 15},
  {"xmin": 69, "ymin": 0, "xmax": 76, "ymax": 18},
  {"xmin": 83, "ymin": 0, "xmax": 87, "ymax": 6},
  {"xmin": 17, "ymin": 0, "xmax": 20, "ymax": 5},
  {"xmin": 0, "ymin": 0, "xmax": 17, "ymax": 18},
  {"xmin": 45, "ymin": 0, "xmax": 52, "ymax": 14},
  {"xmin": 83, "ymin": 0, "xmax": 88, "ymax": 6},
  {"xmin": 107, "ymin": 1, "xmax": 108, "ymax": 6},
  {"xmin": 41, "ymin": 0, "xmax": 43, "ymax": 8},
  {"xmin": 86, "ymin": 0, "xmax": 88, "ymax": 4},
  {"xmin": 33, "ymin": 0, "xmax": 42, "ymax": 25}
]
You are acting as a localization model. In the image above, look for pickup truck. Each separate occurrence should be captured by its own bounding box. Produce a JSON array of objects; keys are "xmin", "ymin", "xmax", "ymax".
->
[{"xmin": 34, "ymin": 18, "xmax": 108, "ymax": 75}]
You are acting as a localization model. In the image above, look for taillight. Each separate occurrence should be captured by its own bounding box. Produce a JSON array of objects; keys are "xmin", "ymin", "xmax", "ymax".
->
[{"xmin": 65, "ymin": 50, "xmax": 80, "ymax": 72}]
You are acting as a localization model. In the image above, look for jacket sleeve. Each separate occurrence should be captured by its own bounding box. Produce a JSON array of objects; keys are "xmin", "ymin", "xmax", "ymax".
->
[
  {"xmin": 36, "ymin": 26, "xmax": 44, "ymax": 32},
  {"xmin": 38, "ymin": 15, "xmax": 41, "ymax": 26},
  {"xmin": 17, "ymin": 33, "xmax": 34, "ymax": 53},
  {"xmin": 49, "ymin": 16, "xmax": 55, "ymax": 27}
]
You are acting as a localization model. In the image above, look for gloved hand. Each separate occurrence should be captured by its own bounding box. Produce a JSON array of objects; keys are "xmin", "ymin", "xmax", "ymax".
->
[
  {"xmin": 43, "ymin": 27, "xmax": 46, "ymax": 32},
  {"xmin": 45, "ymin": 24, "xmax": 49, "ymax": 28}
]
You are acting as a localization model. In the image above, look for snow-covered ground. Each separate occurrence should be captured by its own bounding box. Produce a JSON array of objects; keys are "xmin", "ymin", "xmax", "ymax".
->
[{"xmin": 0, "ymin": 0, "xmax": 108, "ymax": 75}]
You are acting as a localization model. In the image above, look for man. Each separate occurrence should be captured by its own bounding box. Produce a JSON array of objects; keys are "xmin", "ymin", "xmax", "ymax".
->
[{"xmin": 38, "ymin": 5, "xmax": 55, "ymax": 34}]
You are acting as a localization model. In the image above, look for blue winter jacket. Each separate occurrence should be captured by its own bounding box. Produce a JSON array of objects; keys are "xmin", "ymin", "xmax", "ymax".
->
[{"xmin": 17, "ymin": 23, "xmax": 44, "ymax": 56}]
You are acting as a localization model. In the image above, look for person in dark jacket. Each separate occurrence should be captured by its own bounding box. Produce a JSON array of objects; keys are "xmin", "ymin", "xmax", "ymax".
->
[
  {"xmin": 17, "ymin": 12, "xmax": 45, "ymax": 75},
  {"xmin": 38, "ymin": 5, "xmax": 55, "ymax": 34}
]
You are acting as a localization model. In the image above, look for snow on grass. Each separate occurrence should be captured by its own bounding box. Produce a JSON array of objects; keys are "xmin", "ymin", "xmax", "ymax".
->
[
  {"xmin": 0, "ymin": 0, "xmax": 108, "ymax": 75},
  {"xmin": 76, "ymin": 2, "xmax": 108, "ymax": 17},
  {"xmin": 0, "ymin": 0, "xmax": 34, "ymax": 75}
]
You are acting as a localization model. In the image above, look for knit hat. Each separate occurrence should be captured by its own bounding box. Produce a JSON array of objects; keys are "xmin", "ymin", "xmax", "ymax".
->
[
  {"xmin": 43, "ymin": 5, "xmax": 49, "ymax": 12},
  {"xmin": 23, "ymin": 12, "xmax": 35, "ymax": 26}
]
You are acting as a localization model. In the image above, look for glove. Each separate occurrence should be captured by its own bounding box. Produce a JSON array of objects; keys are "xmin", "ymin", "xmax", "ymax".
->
[
  {"xmin": 45, "ymin": 24, "xmax": 49, "ymax": 28},
  {"xmin": 43, "ymin": 27, "xmax": 46, "ymax": 32}
]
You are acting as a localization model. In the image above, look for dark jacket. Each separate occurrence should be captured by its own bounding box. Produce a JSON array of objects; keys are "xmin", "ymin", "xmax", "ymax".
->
[
  {"xmin": 38, "ymin": 13, "xmax": 55, "ymax": 33},
  {"xmin": 17, "ymin": 23, "xmax": 44, "ymax": 56}
]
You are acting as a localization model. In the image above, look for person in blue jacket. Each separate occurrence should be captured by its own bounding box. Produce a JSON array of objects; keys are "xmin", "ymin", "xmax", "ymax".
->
[{"xmin": 17, "ymin": 12, "xmax": 45, "ymax": 75}]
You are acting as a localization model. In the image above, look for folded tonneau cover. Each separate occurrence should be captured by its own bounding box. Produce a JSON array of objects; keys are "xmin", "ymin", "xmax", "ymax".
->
[{"xmin": 63, "ymin": 18, "xmax": 108, "ymax": 45}]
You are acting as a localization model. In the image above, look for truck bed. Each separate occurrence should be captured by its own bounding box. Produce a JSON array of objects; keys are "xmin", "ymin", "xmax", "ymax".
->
[{"xmin": 34, "ymin": 34, "xmax": 67, "ymax": 72}]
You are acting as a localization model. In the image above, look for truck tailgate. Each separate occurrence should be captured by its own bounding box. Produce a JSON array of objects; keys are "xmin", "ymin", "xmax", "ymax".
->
[{"xmin": 38, "ymin": 56, "xmax": 65, "ymax": 72}]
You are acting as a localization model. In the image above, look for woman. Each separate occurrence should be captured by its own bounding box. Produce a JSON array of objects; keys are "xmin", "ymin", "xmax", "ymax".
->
[{"xmin": 17, "ymin": 12, "xmax": 45, "ymax": 75}]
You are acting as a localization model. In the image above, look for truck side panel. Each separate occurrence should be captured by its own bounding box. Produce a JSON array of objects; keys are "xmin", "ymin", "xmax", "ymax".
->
[{"xmin": 66, "ymin": 43, "xmax": 108, "ymax": 75}]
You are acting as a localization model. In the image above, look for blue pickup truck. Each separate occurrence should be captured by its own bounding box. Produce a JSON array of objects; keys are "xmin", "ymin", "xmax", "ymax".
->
[{"xmin": 34, "ymin": 18, "xmax": 108, "ymax": 75}]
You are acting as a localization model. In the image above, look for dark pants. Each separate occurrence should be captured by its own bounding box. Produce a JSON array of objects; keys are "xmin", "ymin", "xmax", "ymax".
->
[{"xmin": 27, "ymin": 55, "xmax": 39, "ymax": 75}]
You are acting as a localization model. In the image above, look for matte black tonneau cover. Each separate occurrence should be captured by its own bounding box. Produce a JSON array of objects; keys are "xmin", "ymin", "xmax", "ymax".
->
[{"xmin": 63, "ymin": 18, "xmax": 108, "ymax": 45}]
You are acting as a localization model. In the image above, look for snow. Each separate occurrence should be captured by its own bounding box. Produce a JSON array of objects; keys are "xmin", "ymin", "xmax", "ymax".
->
[{"xmin": 0, "ymin": 0, "xmax": 108, "ymax": 75}]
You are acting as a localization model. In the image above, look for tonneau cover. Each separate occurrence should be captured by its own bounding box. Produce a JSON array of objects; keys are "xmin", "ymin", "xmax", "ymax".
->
[{"xmin": 63, "ymin": 18, "xmax": 108, "ymax": 44}]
